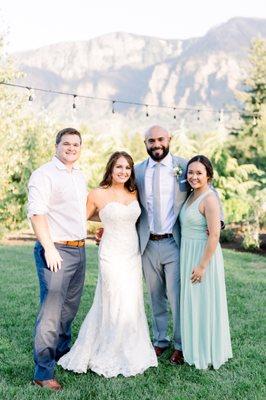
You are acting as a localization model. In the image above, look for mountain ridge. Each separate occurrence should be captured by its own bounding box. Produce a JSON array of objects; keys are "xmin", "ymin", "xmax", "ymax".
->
[{"xmin": 11, "ymin": 17, "xmax": 266, "ymax": 131}]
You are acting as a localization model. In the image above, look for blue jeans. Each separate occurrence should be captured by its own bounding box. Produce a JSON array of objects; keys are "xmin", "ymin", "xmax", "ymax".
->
[{"xmin": 33, "ymin": 241, "xmax": 86, "ymax": 380}]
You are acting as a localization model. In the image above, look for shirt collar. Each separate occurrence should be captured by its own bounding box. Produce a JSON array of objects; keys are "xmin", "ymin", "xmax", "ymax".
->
[
  {"xmin": 52, "ymin": 156, "xmax": 80, "ymax": 170},
  {"xmin": 148, "ymin": 152, "xmax": 173, "ymax": 168}
]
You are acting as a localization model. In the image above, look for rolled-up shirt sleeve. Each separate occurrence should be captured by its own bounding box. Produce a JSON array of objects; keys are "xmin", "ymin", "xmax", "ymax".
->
[{"xmin": 27, "ymin": 170, "xmax": 51, "ymax": 218}]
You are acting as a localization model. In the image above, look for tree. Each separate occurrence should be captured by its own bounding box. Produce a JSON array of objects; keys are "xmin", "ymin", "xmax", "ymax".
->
[
  {"xmin": 226, "ymin": 38, "xmax": 266, "ymax": 248},
  {"xmin": 230, "ymin": 38, "xmax": 266, "ymax": 181},
  {"xmin": 0, "ymin": 37, "xmax": 56, "ymax": 234}
]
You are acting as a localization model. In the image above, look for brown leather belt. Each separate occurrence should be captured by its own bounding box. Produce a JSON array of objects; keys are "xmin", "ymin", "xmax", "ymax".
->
[
  {"xmin": 150, "ymin": 233, "xmax": 173, "ymax": 241},
  {"xmin": 56, "ymin": 240, "xmax": 85, "ymax": 247}
]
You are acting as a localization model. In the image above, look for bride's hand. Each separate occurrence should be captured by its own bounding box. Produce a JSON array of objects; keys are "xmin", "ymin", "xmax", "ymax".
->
[
  {"xmin": 95, "ymin": 227, "xmax": 104, "ymax": 246},
  {"xmin": 191, "ymin": 265, "xmax": 206, "ymax": 284}
]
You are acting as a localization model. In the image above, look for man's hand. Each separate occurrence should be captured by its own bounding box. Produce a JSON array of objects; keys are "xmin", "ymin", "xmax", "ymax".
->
[
  {"xmin": 44, "ymin": 246, "xmax": 63, "ymax": 272},
  {"xmin": 30, "ymin": 215, "xmax": 62, "ymax": 271},
  {"xmin": 95, "ymin": 228, "xmax": 104, "ymax": 246}
]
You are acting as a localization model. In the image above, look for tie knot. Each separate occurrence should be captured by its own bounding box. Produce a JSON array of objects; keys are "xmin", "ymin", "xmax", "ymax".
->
[{"xmin": 154, "ymin": 162, "xmax": 161, "ymax": 169}]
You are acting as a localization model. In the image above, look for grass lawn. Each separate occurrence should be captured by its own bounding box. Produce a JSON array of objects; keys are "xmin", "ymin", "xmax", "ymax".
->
[{"xmin": 0, "ymin": 243, "xmax": 265, "ymax": 400}]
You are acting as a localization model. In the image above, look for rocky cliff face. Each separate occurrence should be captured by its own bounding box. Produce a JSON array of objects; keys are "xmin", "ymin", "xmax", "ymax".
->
[{"xmin": 12, "ymin": 17, "xmax": 266, "ymax": 132}]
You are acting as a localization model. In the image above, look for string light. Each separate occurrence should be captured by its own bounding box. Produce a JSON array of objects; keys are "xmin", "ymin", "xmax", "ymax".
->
[
  {"xmin": 27, "ymin": 87, "xmax": 33, "ymax": 102},
  {"xmin": 197, "ymin": 109, "xmax": 200, "ymax": 121},
  {"xmin": 72, "ymin": 95, "xmax": 77, "ymax": 110},
  {"xmin": 0, "ymin": 81, "xmax": 260, "ymax": 120},
  {"xmin": 145, "ymin": 105, "xmax": 149, "ymax": 117}
]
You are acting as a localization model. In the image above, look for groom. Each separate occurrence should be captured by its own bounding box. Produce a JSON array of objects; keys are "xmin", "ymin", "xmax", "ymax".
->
[{"xmin": 134, "ymin": 125, "xmax": 189, "ymax": 365}]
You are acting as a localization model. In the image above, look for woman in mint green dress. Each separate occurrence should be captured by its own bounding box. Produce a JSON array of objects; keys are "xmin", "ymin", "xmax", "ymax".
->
[{"xmin": 180, "ymin": 155, "xmax": 232, "ymax": 369}]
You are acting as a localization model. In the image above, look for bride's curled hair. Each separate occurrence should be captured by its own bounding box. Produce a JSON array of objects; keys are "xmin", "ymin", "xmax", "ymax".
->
[{"xmin": 99, "ymin": 151, "xmax": 137, "ymax": 192}]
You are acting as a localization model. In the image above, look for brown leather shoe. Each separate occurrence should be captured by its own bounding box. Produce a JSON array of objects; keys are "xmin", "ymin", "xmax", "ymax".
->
[
  {"xmin": 32, "ymin": 379, "xmax": 62, "ymax": 391},
  {"xmin": 170, "ymin": 350, "xmax": 184, "ymax": 365},
  {"xmin": 154, "ymin": 346, "xmax": 169, "ymax": 357}
]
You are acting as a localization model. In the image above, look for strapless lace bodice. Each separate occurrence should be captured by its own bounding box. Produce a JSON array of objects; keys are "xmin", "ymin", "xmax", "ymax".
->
[{"xmin": 99, "ymin": 200, "xmax": 141, "ymax": 256}]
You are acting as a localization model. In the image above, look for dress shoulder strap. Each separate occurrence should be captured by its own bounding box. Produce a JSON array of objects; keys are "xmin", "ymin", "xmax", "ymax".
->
[{"xmin": 193, "ymin": 188, "xmax": 212, "ymax": 206}]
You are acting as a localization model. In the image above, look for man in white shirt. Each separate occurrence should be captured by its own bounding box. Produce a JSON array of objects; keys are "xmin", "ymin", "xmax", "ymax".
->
[{"xmin": 28, "ymin": 128, "xmax": 88, "ymax": 391}]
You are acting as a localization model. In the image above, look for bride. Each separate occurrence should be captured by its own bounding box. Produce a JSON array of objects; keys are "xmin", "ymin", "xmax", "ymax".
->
[{"xmin": 58, "ymin": 151, "xmax": 157, "ymax": 377}]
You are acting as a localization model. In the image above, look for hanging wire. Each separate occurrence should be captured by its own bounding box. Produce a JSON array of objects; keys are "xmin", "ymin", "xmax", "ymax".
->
[{"xmin": 0, "ymin": 81, "xmax": 260, "ymax": 119}]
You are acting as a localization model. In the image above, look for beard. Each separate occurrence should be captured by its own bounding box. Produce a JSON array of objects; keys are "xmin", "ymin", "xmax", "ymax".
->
[{"xmin": 146, "ymin": 145, "xmax": 170, "ymax": 161}]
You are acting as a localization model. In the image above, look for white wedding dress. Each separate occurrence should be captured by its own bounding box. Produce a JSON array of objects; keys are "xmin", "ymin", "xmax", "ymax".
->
[{"xmin": 58, "ymin": 200, "xmax": 157, "ymax": 377}]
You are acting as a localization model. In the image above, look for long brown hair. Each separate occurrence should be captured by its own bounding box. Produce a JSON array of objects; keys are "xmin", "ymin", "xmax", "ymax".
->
[{"xmin": 99, "ymin": 151, "xmax": 137, "ymax": 192}]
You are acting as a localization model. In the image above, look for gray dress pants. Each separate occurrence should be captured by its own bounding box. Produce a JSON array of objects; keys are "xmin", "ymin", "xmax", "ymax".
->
[
  {"xmin": 142, "ymin": 237, "xmax": 181, "ymax": 350},
  {"xmin": 33, "ymin": 241, "xmax": 86, "ymax": 380}
]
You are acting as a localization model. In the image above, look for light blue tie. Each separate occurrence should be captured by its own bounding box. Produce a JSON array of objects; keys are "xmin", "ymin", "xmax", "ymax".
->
[{"xmin": 153, "ymin": 163, "xmax": 162, "ymax": 233}]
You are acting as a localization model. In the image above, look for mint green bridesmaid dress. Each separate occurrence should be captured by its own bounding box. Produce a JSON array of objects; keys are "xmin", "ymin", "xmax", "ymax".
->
[{"xmin": 180, "ymin": 189, "xmax": 232, "ymax": 369}]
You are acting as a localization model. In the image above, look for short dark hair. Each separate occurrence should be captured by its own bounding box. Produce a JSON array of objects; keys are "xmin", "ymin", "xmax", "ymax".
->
[
  {"xmin": 186, "ymin": 155, "xmax": 214, "ymax": 180},
  {"xmin": 99, "ymin": 151, "xmax": 137, "ymax": 192},
  {"xmin": 55, "ymin": 128, "xmax": 82, "ymax": 145}
]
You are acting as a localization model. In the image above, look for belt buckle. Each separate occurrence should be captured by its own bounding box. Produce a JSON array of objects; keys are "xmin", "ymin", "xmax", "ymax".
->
[
  {"xmin": 66, "ymin": 240, "xmax": 79, "ymax": 247},
  {"xmin": 150, "ymin": 234, "xmax": 160, "ymax": 241}
]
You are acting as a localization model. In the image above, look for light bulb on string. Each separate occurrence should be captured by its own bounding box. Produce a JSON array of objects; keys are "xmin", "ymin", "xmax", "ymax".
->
[
  {"xmin": 173, "ymin": 107, "xmax": 176, "ymax": 120},
  {"xmin": 197, "ymin": 109, "xmax": 200, "ymax": 121},
  {"xmin": 218, "ymin": 109, "xmax": 224, "ymax": 123},
  {"xmin": 72, "ymin": 95, "xmax": 77, "ymax": 110},
  {"xmin": 145, "ymin": 105, "xmax": 149, "ymax": 117},
  {"xmin": 27, "ymin": 87, "xmax": 33, "ymax": 102}
]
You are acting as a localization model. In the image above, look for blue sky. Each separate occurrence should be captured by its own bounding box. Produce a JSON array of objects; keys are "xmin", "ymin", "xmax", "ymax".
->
[{"xmin": 1, "ymin": 0, "xmax": 265, "ymax": 52}]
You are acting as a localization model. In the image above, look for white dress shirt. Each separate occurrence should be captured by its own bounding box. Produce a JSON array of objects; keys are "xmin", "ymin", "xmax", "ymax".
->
[
  {"xmin": 145, "ymin": 153, "xmax": 176, "ymax": 234},
  {"xmin": 27, "ymin": 156, "xmax": 87, "ymax": 241}
]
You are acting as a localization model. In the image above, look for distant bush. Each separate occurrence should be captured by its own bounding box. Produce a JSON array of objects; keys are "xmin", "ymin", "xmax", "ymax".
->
[
  {"xmin": 242, "ymin": 224, "xmax": 261, "ymax": 250},
  {"xmin": 220, "ymin": 228, "xmax": 235, "ymax": 243}
]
